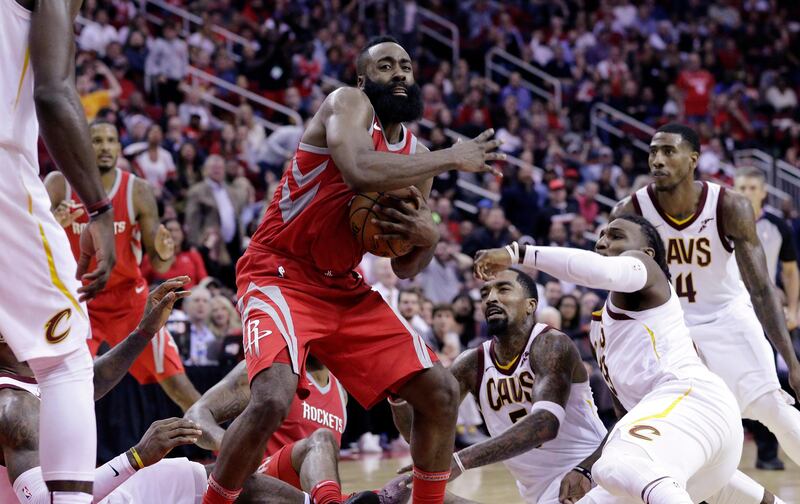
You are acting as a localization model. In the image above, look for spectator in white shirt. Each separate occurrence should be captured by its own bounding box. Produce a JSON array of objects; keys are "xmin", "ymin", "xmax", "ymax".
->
[
  {"xmin": 178, "ymin": 88, "xmax": 212, "ymax": 131},
  {"xmin": 371, "ymin": 258, "xmax": 400, "ymax": 309},
  {"xmin": 78, "ymin": 9, "xmax": 119, "ymax": 56},
  {"xmin": 398, "ymin": 289, "xmax": 432, "ymax": 339},
  {"xmin": 188, "ymin": 15, "xmax": 217, "ymax": 59},
  {"xmin": 145, "ymin": 22, "xmax": 189, "ymax": 104},
  {"xmin": 766, "ymin": 77, "xmax": 798, "ymax": 113},
  {"xmin": 133, "ymin": 125, "xmax": 176, "ymax": 195}
]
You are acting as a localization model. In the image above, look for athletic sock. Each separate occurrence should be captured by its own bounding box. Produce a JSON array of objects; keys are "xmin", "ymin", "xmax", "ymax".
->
[
  {"xmin": 411, "ymin": 467, "xmax": 449, "ymax": 504},
  {"xmin": 50, "ymin": 492, "xmax": 92, "ymax": 504},
  {"xmin": 310, "ymin": 480, "xmax": 342, "ymax": 504},
  {"xmin": 202, "ymin": 475, "xmax": 242, "ymax": 504},
  {"xmin": 642, "ymin": 477, "xmax": 693, "ymax": 504}
]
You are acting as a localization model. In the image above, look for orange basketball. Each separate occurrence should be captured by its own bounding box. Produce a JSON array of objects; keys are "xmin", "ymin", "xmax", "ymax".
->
[{"xmin": 349, "ymin": 192, "xmax": 415, "ymax": 258}]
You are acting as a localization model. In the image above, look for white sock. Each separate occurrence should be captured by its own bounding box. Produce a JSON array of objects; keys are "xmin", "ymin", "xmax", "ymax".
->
[
  {"xmin": 51, "ymin": 491, "xmax": 92, "ymax": 503},
  {"xmin": 643, "ymin": 477, "xmax": 693, "ymax": 504}
]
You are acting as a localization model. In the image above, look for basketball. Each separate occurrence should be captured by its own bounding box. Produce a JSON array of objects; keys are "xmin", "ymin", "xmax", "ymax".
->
[{"xmin": 349, "ymin": 192, "xmax": 415, "ymax": 258}]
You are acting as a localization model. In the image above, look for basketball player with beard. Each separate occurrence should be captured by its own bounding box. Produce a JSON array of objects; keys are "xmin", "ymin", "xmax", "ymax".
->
[{"xmin": 204, "ymin": 36, "xmax": 504, "ymax": 504}]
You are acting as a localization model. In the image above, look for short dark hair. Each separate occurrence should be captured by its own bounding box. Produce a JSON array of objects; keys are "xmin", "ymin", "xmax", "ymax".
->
[
  {"xmin": 432, "ymin": 303, "xmax": 454, "ymax": 317},
  {"xmin": 655, "ymin": 123, "xmax": 700, "ymax": 153},
  {"xmin": 614, "ymin": 214, "xmax": 671, "ymax": 280},
  {"xmin": 89, "ymin": 118, "xmax": 117, "ymax": 130},
  {"xmin": 511, "ymin": 268, "xmax": 539, "ymax": 301},
  {"xmin": 357, "ymin": 35, "xmax": 402, "ymax": 75},
  {"xmin": 398, "ymin": 288, "xmax": 421, "ymax": 301}
]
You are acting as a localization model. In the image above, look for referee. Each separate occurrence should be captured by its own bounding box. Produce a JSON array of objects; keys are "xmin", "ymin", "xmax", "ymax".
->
[{"xmin": 735, "ymin": 167, "xmax": 800, "ymax": 470}]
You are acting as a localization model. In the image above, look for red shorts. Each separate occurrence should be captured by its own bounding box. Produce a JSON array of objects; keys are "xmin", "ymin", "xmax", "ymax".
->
[
  {"xmin": 260, "ymin": 442, "xmax": 302, "ymax": 490},
  {"xmin": 237, "ymin": 251, "xmax": 437, "ymax": 409},
  {"xmin": 88, "ymin": 281, "xmax": 185, "ymax": 384}
]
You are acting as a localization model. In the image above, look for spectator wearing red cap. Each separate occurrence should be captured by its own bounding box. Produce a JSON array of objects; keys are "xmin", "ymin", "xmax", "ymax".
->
[{"xmin": 535, "ymin": 178, "xmax": 579, "ymax": 242}]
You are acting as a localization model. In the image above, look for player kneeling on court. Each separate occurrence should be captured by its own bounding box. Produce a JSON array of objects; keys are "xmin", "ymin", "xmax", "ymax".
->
[
  {"xmin": 392, "ymin": 268, "xmax": 607, "ymax": 504},
  {"xmin": 475, "ymin": 215, "xmax": 786, "ymax": 504}
]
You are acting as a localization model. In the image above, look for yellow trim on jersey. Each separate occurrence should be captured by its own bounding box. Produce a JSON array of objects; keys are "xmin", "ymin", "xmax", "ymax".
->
[
  {"xmin": 592, "ymin": 309, "xmax": 603, "ymax": 317},
  {"xmin": 665, "ymin": 213, "xmax": 694, "ymax": 226},
  {"xmin": 643, "ymin": 324, "xmax": 660, "ymax": 360},
  {"xmin": 14, "ymin": 46, "xmax": 31, "ymax": 108},
  {"xmin": 495, "ymin": 353, "xmax": 520, "ymax": 371},
  {"xmin": 37, "ymin": 222, "xmax": 84, "ymax": 317},
  {"xmin": 631, "ymin": 386, "xmax": 692, "ymax": 424}
]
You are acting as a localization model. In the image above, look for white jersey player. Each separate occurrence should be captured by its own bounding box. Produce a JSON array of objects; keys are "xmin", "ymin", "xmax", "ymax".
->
[
  {"xmin": 614, "ymin": 123, "xmax": 800, "ymax": 467},
  {"xmin": 474, "ymin": 215, "xmax": 785, "ymax": 504},
  {"xmin": 0, "ymin": 1, "xmax": 115, "ymax": 502},
  {"xmin": 391, "ymin": 269, "xmax": 607, "ymax": 504}
]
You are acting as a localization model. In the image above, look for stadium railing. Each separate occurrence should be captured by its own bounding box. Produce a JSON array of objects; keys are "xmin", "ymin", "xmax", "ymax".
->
[{"xmin": 484, "ymin": 47, "xmax": 563, "ymax": 110}]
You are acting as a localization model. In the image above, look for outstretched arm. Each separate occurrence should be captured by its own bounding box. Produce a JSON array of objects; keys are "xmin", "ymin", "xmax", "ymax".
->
[
  {"xmin": 324, "ymin": 88, "xmax": 503, "ymax": 192},
  {"xmin": 452, "ymin": 331, "xmax": 580, "ymax": 477},
  {"xmin": 722, "ymin": 192, "xmax": 800, "ymax": 395},
  {"xmin": 184, "ymin": 361, "xmax": 251, "ymax": 451},
  {"xmin": 475, "ymin": 245, "xmax": 651, "ymax": 293},
  {"xmin": 93, "ymin": 278, "xmax": 190, "ymax": 399}
]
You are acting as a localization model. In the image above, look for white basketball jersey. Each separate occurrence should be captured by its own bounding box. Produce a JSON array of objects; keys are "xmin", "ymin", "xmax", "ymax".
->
[
  {"xmin": 478, "ymin": 323, "xmax": 606, "ymax": 503},
  {"xmin": 589, "ymin": 288, "xmax": 710, "ymax": 411},
  {"xmin": 0, "ymin": 1, "xmax": 38, "ymax": 169},
  {"xmin": 633, "ymin": 182, "xmax": 748, "ymax": 325}
]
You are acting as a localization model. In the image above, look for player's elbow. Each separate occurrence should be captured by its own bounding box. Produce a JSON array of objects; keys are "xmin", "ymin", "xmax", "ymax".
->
[
  {"xmin": 536, "ymin": 412, "xmax": 561, "ymax": 443},
  {"xmin": 34, "ymin": 81, "xmax": 73, "ymax": 111}
]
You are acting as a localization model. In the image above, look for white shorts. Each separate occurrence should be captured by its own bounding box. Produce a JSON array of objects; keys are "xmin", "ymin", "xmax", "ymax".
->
[
  {"xmin": 0, "ymin": 148, "xmax": 89, "ymax": 362},
  {"xmin": 584, "ymin": 376, "xmax": 742, "ymax": 504},
  {"xmin": 99, "ymin": 458, "xmax": 208, "ymax": 504},
  {"xmin": 528, "ymin": 471, "xmax": 568, "ymax": 503},
  {"xmin": 689, "ymin": 297, "xmax": 781, "ymax": 412}
]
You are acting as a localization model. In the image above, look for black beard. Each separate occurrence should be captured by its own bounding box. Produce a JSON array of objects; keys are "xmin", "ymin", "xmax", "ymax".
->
[
  {"xmin": 363, "ymin": 78, "xmax": 423, "ymax": 125},
  {"xmin": 487, "ymin": 317, "xmax": 509, "ymax": 336}
]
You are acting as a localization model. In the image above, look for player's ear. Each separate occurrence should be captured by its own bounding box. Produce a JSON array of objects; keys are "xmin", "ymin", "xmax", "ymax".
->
[
  {"xmin": 527, "ymin": 298, "xmax": 537, "ymax": 316},
  {"xmin": 643, "ymin": 247, "xmax": 655, "ymax": 258},
  {"xmin": 689, "ymin": 150, "xmax": 699, "ymax": 170},
  {"xmin": 357, "ymin": 75, "xmax": 365, "ymax": 89}
]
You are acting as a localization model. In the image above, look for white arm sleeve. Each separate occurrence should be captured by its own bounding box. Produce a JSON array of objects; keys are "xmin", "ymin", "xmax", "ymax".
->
[
  {"xmin": 522, "ymin": 246, "xmax": 648, "ymax": 293},
  {"xmin": 93, "ymin": 452, "xmax": 137, "ymax": 503}
]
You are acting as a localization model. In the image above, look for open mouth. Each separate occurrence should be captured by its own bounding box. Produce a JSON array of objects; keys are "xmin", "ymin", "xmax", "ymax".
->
[
  {"xmin": 652, "ymin": 171, "xmax": 669, "ymax": 179},
  {"xmin": 392, "ymin": 86, "xmax": 408, "ymax": 96},
  {"xmin": 485, "ymin": 306, "xmax": 505, "ymax": 318}
]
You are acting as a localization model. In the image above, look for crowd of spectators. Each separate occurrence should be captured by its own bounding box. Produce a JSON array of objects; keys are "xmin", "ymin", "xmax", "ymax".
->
[{"xmin": 70, "ymin": 0, "xmax": 800, "ymax": 447}]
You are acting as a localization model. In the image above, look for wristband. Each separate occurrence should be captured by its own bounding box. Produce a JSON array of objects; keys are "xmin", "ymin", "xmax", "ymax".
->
[
  {"xmin": 452, "ymin": 452, "xmax": 467, "ymax": 473},
  {"xmin": 129, "ymin": 446, "xmax": 144, "ymax": 469},
  {"xmin": 572, "ymin": 465, "xmax": 592, "ymax": 482},
  {"xmin": 504, "ymin": 242, "xmax": 520, "ymax": 264},
  {"xmin": 87, "ymin": 197, "xmax": 113, "ymax": 219}
]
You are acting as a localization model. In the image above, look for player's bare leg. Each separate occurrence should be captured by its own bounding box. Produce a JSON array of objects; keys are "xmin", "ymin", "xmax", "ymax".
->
[
  {"xmin": 293, "ymin": 429, "xmax": 341, "ymax": 490},
  {"xmin": 203, "ymin": 466, "xmax": 309, "ymax": 504},
  {"xmin": 204, "ymin": 363, "xmax": 297, "ymax": 504},
  {"xmin": 397, "ymin": 364, "xmax": 459, "ymax": 504},
  {"xmin": 160, "ymin": 373, "xmax": 201, "ymax": 411}
]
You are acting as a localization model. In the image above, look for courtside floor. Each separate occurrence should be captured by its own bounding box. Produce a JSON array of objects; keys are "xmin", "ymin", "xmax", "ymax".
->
[{"xmin": 339, "ymin": 439, "xmax": 799, "ymax": 503}]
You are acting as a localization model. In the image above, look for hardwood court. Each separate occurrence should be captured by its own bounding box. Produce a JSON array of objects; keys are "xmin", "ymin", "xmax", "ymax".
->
[{"xmin": 339, "ymin": 440, "xmax": 800, "ymax": 503}]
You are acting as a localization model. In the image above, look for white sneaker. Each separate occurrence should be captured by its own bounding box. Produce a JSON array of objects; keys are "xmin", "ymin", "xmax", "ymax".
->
[{"xmin": 358, "ymin": 432, "xmax": 383, "ymax": 453}]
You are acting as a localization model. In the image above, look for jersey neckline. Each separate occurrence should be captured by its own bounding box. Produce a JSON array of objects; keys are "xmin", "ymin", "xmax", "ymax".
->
[{"xmin": 647, "ymin": 181, "xmax": 708, "ymax": 231}]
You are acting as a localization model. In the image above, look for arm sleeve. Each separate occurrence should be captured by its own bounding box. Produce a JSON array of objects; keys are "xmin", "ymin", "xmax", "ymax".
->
[
  {"xmin": 93, "ymin": 452, "xmax": 137, "ymax": 502},
  {"xmin": 522, "ymin": 245, "xmax": 648, "ymax": 293}
]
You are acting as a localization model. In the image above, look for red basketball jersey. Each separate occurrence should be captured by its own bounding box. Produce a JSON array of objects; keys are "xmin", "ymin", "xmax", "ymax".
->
[
  {"xmin": 248, "ymin": 116, "xmax": 419, "ymax": 276},
  {"xmin": 265, "ymin": 371, "xmax": 348, "ymax": 455},
  {"xmin": 65, "ymin": 169, "xmax": 144, "ymax": 293}
]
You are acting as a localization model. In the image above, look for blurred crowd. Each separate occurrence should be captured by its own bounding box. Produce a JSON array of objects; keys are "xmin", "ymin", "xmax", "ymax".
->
[{"xmin": 69, "ymin": 0, "xmax": 800, "ymax": 444}]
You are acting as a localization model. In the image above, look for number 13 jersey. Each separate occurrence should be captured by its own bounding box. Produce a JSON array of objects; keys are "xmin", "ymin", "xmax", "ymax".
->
[{"xmin": 632, "ymin": 181, "xmax": 748, "ymax": 325}]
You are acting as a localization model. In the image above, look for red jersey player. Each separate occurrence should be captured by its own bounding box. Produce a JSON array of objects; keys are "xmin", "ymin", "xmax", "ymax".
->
[
  {"xmin": 205, "ymin": 36, "xmax": 504, "ymax": 504},
  {"xmin": 186, "ymin": 356, "xmax": 410, "ymax": 504},
  {"xmin": 45, "ymin": 121, "xmax": 201, "ymax": 411}
]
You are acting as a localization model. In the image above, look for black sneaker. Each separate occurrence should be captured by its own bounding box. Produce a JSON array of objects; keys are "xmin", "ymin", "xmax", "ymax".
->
[
  {"xmin": 755, "ymin": 457, "xmax": 785, "ymax": 470},
  {"xmin": 345, "ymin": 491, "xmax": 381, "ymax": 504}
]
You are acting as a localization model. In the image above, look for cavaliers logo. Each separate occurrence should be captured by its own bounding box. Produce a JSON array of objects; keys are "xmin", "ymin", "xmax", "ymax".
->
[
  {"xmin": 629, "ymin": 424, "xmax": 661, "ymax": 441},
  {"xmin": 44, "ymin": 308, "xmax": 72, "ymax": 344}
]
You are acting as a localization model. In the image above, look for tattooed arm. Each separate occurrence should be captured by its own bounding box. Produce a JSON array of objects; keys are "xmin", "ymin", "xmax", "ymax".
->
[
  {"xmin": 184, "ymin": 361, "xmax": 250, "ymax": 451},
  {"xmin": 453, "ymin": 330, "xmax": 584, "ymax": 476},
  {"xmin": 0, "ymin": 390, "xmax": 41, "ymax": 483},
  {"xmin": 391, "ymin": 348, "xmax": 479, "ymax": 443},
  {"xmin": 722, "ymin": 191, "xmax": 800, "ymax": 396}
]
